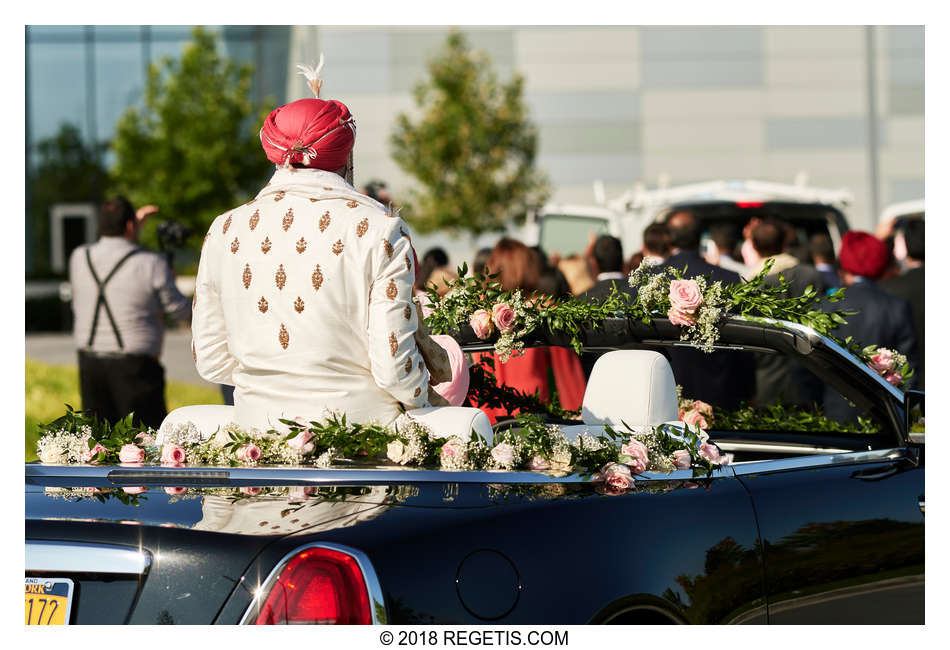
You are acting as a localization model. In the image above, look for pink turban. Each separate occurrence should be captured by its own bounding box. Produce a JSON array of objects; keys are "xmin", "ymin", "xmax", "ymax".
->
[{"xmin": 259, "ymin": 98, "xmax": 355, "ymax": 170}]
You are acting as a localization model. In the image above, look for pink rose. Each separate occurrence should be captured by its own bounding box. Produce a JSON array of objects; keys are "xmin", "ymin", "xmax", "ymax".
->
[
  {"xmin": 620, "ymin": 438, "xmax": 650, "ymax": 474},
  {"xmin": 699, "ymin": 442, "xmax": 722, "ymax": 464},
  {"xmin": 870, "ymin": 349, "xmax": 896, "ymax": 374},
  {"xmin": 84, "ymin": 443, "xmax": 107, "ymax": 464},
  {"xmin": 160, "ymin": 443, "xmax": 186, "ymax": 466},
  {"xmin": 594, "ymin": 462, "xmax": 632, "ymax": 491},
  {"xmin": 672, "ymin": 449, "xmax": 692, "ymax": 470},
  {"xmin": 490, "ymin": 442, "xmax": 516, "ymax": 467},
  {"xmin": 667, "ymin": 306, "xmax": 697, "ymax": 327},
  {"xmin": 884, "ymin": 371, "xmax": 903, "ymax": 386},
  {"xmin": 527, "ymin": 455, "xmax": 551, "ymax": 471},
  {"xmin": 491, "ymin": 303, "xmax": 517, "ymax": 333},
  {"xmin": 237, "ymin": 443, "xmax": 262, "ymax": 464},
  {"xmin": 164, "ymin": 486, "xmax": 187, "ymax": 495},
  {"xmin": 669, "ymin": 279, "xmax": 704, "ymax": 314},
  {"xmin": 287, "ymin": 431, "xmax": 315, "ymax": 455},
  {"xmin": 719, "ymin": 453, "xmax": 734, "ymax": 466},
  {"xmin": 683, "ymin": 410, "xmax": 709, "ymax": 430},
  {"xmin": 289, "ymin": 486, "xmax": 316, "ymax": 500},
  {"xmin": 135, "ymin": 431, "xmax": 155, "ymax": 446},
  {"xmin": 440, "ymin": 439, "xmax": 468, "ymax": 468},
  {"xmin": 692, "ymin": 400, "xmax": 714, "ymax": 419},
  {"xmin": 118, "ymin": 443, "xmax": 145, "ymax": 465},
  {"xmin": 122, "ymin": 486, "xmax": 147, "ymax": 495},
  {"xmin": 240, "ymin": 486, "xmax": 262, "ymax": 496},
  {"xmin": 469, "ymin": 309, "xmax": 494, "ymax": 339}
]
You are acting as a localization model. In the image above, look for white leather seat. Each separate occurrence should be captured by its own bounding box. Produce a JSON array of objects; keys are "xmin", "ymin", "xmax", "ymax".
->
[
  {"xmin": 158, "ymin": 404, "xmax": 491, "ymax": 445},
  {"xmin": 576, "ymin": 349, "xmax": 679, "ymax": 429}
]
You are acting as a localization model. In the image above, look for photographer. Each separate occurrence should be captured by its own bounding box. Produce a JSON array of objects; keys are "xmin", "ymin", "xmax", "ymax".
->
[{"xmin": 69, "ymin": 197, "xmax": 192, "ymax": 428}]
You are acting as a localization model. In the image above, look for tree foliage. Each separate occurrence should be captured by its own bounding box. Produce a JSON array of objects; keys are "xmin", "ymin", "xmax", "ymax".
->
[
  {"xmin": 28, "ymin": 124, "xmax": 109, "ymax": 276},
  {"xmin": 390, "ymin": 31, "xmax": 549, "ymax": 237},
  {"xmin": 109, "ymin": 27, "xmax": 273, "ymax": 250}
]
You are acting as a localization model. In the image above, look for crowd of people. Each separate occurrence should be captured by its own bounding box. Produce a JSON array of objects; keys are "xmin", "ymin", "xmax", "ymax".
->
[{"xmin": 412, "ymin": 208, "xmax": 925, "ymax": 421}]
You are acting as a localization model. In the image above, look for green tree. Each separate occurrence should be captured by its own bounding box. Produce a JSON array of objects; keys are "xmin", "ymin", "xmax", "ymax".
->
[
  {"xmin": 109, "ymin": 27, "xmax": 273, "ymax": 251},
  {"xmin": 28, "ymin": 123, "xmax": 109, "ymax": 277},
  {"xmin": 391, "ymin": 31, "xmax": 549, "ymax": 237}
]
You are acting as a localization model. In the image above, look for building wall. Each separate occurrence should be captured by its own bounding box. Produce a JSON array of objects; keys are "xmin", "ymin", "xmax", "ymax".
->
[{"xmin": 288, "ymin": 25, "xmax": 924, "ymax": 232}]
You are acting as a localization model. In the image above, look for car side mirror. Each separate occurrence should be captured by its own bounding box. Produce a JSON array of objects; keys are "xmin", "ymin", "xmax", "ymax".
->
[{"xmin": 905, "ymin": 390, "xmax": 924, "ymax": 445}]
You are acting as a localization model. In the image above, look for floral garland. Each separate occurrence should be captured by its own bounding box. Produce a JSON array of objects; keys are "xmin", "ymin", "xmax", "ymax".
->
[
  {"xmin": 35, "ymin": 408, "xmax": 731, "ymax": 486},
  {"xmin": 426, "ymin": 259, "xmax": 914, "ymax": 389}
]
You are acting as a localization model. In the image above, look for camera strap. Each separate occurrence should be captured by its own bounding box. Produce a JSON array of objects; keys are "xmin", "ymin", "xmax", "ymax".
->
[{"xmin": 85, "ymin": 246, "xmax": 144, "ymax": 349}]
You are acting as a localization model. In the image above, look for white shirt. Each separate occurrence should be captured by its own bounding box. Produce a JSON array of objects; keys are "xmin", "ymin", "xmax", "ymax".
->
[{"xmin": 192, "ymin": 167, "xmax": 430, "ymax": 430}]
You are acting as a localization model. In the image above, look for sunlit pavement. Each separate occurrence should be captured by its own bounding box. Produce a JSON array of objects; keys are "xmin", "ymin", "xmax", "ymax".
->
[{"xmin": 25, "ymin": 329, "xmax": 211, "ymax": 387}]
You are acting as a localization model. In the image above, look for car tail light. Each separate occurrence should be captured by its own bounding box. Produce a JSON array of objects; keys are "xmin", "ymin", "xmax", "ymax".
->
[
  {"xmin": 735, "ymin": 201, "xmax": 764, "ymax": 208},
  {"xmin": 254, "ymin": 547, "xmax": 372, "ymax": 625}
]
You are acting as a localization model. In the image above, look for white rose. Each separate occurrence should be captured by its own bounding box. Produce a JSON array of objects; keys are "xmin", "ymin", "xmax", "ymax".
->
[
  {"xmin": 39, "ymin": 444, "xmax": 66, "ymax": 464},
  {"xmin": 387, "ymin": 440, "xmax": 409, "ymax": 465},
  {"xmin": 490, "ymin": 443, "xmax": 515, "ymax": 468}
]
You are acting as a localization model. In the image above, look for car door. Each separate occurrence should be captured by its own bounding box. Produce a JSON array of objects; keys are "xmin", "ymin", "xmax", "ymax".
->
[{"xmin": 734, "ymin": 447, "xmax": 924, "ymax": 624}]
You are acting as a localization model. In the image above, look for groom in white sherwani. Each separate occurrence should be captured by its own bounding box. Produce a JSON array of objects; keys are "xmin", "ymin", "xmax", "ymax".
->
[{"xmin": 192, "ymin": 79, "xmax": 448, "ymax": 431}]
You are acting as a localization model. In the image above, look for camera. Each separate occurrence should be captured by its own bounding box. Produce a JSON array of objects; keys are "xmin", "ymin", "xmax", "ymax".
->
[{"xmin": 156, "ymin": 220, "xmax": 193, "ymax": 252}]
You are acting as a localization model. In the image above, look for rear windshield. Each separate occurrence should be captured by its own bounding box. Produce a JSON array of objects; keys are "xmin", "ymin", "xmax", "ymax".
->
[{"xmin": 539, "ymin": 214, "xmax": 609, "ymax": 257}]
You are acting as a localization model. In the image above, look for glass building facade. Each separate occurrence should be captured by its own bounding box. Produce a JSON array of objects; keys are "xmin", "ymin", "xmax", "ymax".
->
[{"xmin": 25, "ymin": 25, "xmax": 290, "ymax": 275}]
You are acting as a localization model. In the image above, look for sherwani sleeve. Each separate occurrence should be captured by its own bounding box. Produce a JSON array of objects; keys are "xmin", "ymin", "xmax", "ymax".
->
[
  {"xmin": 192, "ymin": 225, "xmax": 238, "ymax": 384},
  {"xmin": 367, "ymin": 221, "xmax": 431, "ymax": 408}
]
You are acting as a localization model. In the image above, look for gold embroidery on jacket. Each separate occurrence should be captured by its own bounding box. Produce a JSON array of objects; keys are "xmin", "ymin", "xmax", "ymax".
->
[
  {"xmin": 389, "ymin": 332, "xmax": 398, "ymax": 357},
  {"xmin": 279, "ymin": 324, "xmax": 289, "ymax": 349},
  {"xmin": 356, "ymin": 218, "xmax": 369, "ymax": 238},
  {"xmin": 296, "ymin": 237, "xmax": 307, "ymax": 253},
  {"xmin": 249, "ymin": 210, "xmax": 260, "ymax": 230},
  {"xmin": 261, "ymin": 236, "xmax": 272, "ymax": 254},
  {"xmin": 222, "ymin": 214, "xmax": 232, "ymax": 234},
  {"xmin": 418, "ymin": 361, "xmax": 424, "ymax": 374},
  {"xmin": 332, "ymin": 240, "xmax": 344, "ymax": 255},
  {"xmin": 294, "ymin": 297, "xmax": 305, "ymax": 313},
  {"xmin": 274, "ymin": 190, "xmax": 286, "ymax": 202},
  {"xmin": 405, "ymin": 254, "xmax": 412, "ymax": 272},
  {"xmin": 399, "ymin": 227, "xmax": 409, "ymax": 239},
  {"xmin": 312, "ymin": 265, "xmax": 323, "ymax": 291},
  {"xmin": 319, "ymin": 211, "xmax": 331, "ymax": 232},
  {"xmin": 282, "ymin": 208, "xmax": 294, "ymax": 231},
  {"xmin": 403, "ymin": 304, "xmax": 412, "ymax": 320},
  {"xmin": 275, "ymin": 264, "xmax": 287, "ymax": 290},
  {"xmin": 346, "ymin": 200, "xmax": 359, "ymax": 208},
  {"xmin": 405, "ymin": 358, "xmax": 412, "ymax": 374},
  {"xmin": 413, "ymin": 387, "xmax": 422, "ymax": 398},
  {"xmin": 258, "ymin": 297, "xmax": 268, "ymax": 313},
  {"xmin": 386, "ymin": 279, "xmax": 398, "ymax": 300},
  {"xmin": 382, "ymin": 239, "xmax": 394, "ymax": 259},
  {"xmin": 230, "ymin": 237, "xmax": 240, "ymax": 253},
  {"xmin": 309, "ymin": 197, "xmax": 318, "ymax": 202},
  {"xmin": 242, "ymin": 264, "xmax": 252, "ymax": 289}
]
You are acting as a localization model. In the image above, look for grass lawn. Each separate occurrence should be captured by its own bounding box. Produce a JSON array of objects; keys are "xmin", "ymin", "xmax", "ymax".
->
[{"xmin": 25, "ymin": 358, "xmax": 223, "ymax": 461}]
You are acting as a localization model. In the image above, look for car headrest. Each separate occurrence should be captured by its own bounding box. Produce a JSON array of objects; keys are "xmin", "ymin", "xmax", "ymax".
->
[{"xmin": 581, "ymin": 350, "xmax": 678, "ymax": 428}]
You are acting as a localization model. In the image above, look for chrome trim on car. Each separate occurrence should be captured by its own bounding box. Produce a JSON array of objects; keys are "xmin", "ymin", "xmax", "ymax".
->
[
  {"xmin": 713, "ymin": 441, "xmax": 853, "ymax": 455},
  {"xmin": 26, "ymin": 541, "xmax": 151, "ymax": 575},
  {"xmin": 731, "ymin": 448, "xmax": 906, "ymax": 476},
  {"xmin": 239, "ymin": 542, "xmax": 387, "ymax": 625}
]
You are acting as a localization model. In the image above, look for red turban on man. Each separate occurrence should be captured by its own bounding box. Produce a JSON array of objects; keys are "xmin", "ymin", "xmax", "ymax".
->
[
  {"xmin": 838, "ymin": 231, "xmax": 890, "ymax": 280},
  {"xmin": 259, "ymin": 98, "xmax": 355, "ymax": 171}
]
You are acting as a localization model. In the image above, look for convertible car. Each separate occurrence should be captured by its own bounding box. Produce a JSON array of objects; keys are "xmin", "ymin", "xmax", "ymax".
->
[{"xmin": 25, "ymin": 317, "xmax": 924, "ymax": 624}]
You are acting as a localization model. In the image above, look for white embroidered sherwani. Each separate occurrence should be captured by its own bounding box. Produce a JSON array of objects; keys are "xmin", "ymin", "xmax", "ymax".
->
[{"xmin": 192, "ymin": 167, "xmax": 430, "ymax": 430}]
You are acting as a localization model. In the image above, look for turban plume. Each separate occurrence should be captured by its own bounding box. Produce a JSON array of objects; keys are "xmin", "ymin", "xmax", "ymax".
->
[
  {"xmin": 838, "ymin": 231, "xmax": 890, "ymax": 280},
  {"xmin": 260, "ymin": 98, "xmax": 355, "ymax": 171}
]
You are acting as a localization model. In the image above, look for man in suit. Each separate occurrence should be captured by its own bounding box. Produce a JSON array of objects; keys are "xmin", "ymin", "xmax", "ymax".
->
[
  {"xmin": 660, "ymin": 210, "xmax": 741, "ymax": 285},
  {"xmin": 749, "ymin": 219, "xmax": 826, "ymax": 297},
  {"xmin": 583, "ymin": 235, "xmax": 636, "ymax": 301},
  {"xmin": 809, "ymin": 232, "xmax": 840, "ymax": 292},
  {"xmin": 656, "ymin": 210, "xmax": 755, "ymax": 411},
  {"xmin": 824, "ymin": 231, "xmax": 918, "ymax": 420},
  {"xmin": 880, "ymin": 219, "xmax": 924, "ymax": 388}
]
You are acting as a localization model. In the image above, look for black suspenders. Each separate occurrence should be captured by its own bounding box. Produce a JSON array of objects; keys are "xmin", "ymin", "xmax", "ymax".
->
[{"xmin": 85, "ymin": 246, "xmax": 143, "ymax": 349}]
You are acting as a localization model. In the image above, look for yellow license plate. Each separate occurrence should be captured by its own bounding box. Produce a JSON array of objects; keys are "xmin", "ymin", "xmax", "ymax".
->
[{"xmin": 25, "ymin": 578, "xmax": 73, "ymax": 625}]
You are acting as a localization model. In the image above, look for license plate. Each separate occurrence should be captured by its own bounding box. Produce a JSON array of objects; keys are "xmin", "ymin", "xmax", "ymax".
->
[{"xmin": 25, "ymin": 578, "xmax": 73, "ymax": 625}]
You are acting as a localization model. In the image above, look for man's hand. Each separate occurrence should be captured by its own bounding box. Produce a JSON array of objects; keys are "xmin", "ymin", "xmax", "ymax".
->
[
  {"xmin": 427, "ymin": 386, "xmax": 449, "ymax": 407},
  {"xmin": 413, "ymin": 301, "xmax": 452, "ymax": 384},
  {"xmin": 136, "ymin": 205, "xmax": 160, "ymax": 225}
]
